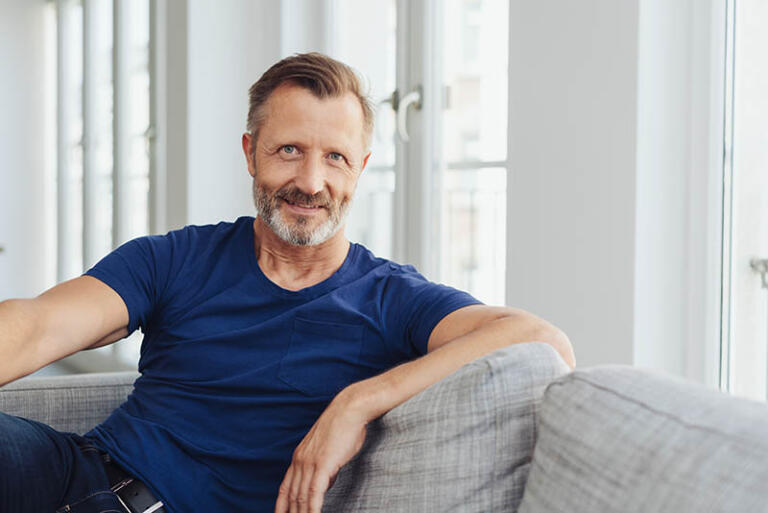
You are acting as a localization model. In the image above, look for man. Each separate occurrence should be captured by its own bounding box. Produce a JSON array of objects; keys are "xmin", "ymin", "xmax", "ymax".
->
[{"xmin": 0, "ymin": 53, "xmax": 574, "ymax": 513}]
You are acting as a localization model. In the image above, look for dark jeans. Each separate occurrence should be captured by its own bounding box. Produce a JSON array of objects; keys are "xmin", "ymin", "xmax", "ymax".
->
[{"xmin": 0, "ymin": 411, "xmax": 125, "ymax": 513}]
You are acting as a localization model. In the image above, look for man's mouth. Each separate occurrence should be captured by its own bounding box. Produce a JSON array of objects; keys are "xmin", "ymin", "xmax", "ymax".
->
[{"xmin": 281, "ymin": 198, "xmax": 326, "ymax": 210}]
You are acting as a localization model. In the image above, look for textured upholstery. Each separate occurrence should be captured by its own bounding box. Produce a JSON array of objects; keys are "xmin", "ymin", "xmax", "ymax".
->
[
  {"xmin": 0, "ymin": 371, "xmax": 138, "ymax": 434},
  {"xmin": 0, "ymin": 345, "xmax": 570, "ymax": 512},
  {"xmin": 518, "ymin": 366, "xmax": 768, "ymax": 513},
  {"xmin": 323, "ymin": 342, "xmax": 570, "ymax": 513}
]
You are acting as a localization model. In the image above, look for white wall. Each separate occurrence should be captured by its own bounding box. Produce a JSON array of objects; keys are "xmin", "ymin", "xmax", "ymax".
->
[
  {"xmin": 507, "ymin": 0, "xmax": 724, "ymax": 381},
  {"xmin": 507, "ymin": 0, "xmax": 641, "ymax": 368},
  {"xmin": 0, "ymin": 0, "xmax": 53, "ymax": 300}
]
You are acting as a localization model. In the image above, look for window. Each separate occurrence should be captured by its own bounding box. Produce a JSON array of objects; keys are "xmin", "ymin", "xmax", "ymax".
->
[
  {"xmin": 329, "ymin": 0, "xmax": 398, "ymax": 261},
  {"xmin": 326, "ymin": 0, "xmax": 508, "ymax": 305},
  {"xmin": 721, "ymin": 0, "xmax": 768, "ymax": 400},
  {"xmin": 437, "ymin": 0, "xmax": 508, "ymax": 305},
  {"xmin": 55, "ymin": 0, "xmax": 152, "ymax": 370}
]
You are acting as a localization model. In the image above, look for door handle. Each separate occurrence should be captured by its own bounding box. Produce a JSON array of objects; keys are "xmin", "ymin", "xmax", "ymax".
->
[
  {"xmin": 750, "ymin": 258, "xmax": 768, "ymax": 289},
  {"xmin": 0, "ymin": 245, "xmax": 4, "ymax": 254},
  {"xmin": 396, "ymin": 86, "xmax": 422, "ymax": 143}
]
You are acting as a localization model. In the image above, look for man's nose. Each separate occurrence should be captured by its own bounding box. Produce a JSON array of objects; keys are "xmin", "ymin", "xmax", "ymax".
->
[{"xmin": 294, "ymin": 156, "xmax": 326, "ymax": 197}]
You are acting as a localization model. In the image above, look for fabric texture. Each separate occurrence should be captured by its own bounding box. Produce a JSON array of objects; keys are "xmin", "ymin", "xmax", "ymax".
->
[
  {"xmin": 0, "ymin": 411, "xmax": 124, "ymax": 513},
  {"xmin": 79, "ymin": 216, "xmax": 481, "ymax": 513},
  {"xmin": 0, "ymin": 371, "xmax": 137, "ymax": 435},
  {"xmin": 323, "ymin": 342, "xmax": 570, "ymax": 513},
  {"xmin": 518, "ymin": 365, "xmax": 768, "ymax": 513}
]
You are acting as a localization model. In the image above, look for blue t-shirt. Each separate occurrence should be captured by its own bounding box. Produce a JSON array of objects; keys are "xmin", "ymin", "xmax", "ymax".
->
[{"xmin": 82, "ymin": 216, "xmax": 481, "ymax": 512}]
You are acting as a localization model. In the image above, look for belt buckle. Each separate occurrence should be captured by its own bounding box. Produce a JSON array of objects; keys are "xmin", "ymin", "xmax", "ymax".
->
[
  {"xmin": 137, "ymin": 502, "xmax": 164, "ymax": 513},
  {"xmin": 112, "ymin": 477, "xmax": 164, "ymax": 513}
]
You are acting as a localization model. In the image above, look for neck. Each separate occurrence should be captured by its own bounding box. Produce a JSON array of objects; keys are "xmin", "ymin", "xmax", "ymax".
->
[{"xmin": 252, "ymin": 217, "xmax": 350, "ymax": 291}]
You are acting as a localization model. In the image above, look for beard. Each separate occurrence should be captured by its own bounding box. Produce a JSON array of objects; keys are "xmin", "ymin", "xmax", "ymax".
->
[{"xmin": 252, "ymin": 178, "xmax": 352, "ymax": 246}]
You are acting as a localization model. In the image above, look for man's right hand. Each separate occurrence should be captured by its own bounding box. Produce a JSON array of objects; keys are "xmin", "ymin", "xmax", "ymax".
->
[{"xmin": 0, "ymin": 276, "xmax": 129, "ymax": 385}]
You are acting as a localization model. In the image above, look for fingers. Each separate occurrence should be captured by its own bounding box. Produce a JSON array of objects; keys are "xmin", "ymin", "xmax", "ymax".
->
[
  {"xmin": 276, "ymin": 460, "xmax": 320, "ymax": 513},
  {"xmin": 275, "ymin": 465, "xmax": 294, "ymax": 513},
  {"xmin": 289, "ymin": 465, "xmax": 303, "ymax": 513},
  {"xmin": 297, "ymin": 462, "xmax": 330, "ymax": 513},
  {"xmin": 297, "ymin": 464, "xmax": 311, "ymax": 513},
  {"xmin": 308, "ymin": 472, "xmax": 330, "ymax": 513}
]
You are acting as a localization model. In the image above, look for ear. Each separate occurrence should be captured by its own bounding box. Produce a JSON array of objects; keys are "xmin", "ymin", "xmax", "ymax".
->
[
  {"xmin": 242, "ymin": 133, "xmax": 256, "ymax": 178},
  {"xmin": 361, "ymin": 152, "xmax": 372, "ymax": 172}
]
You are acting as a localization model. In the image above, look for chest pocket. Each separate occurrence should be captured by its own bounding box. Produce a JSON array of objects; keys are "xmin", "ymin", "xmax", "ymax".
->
[{"xmin": 278, "ymin": 317, "xmax": 365, "ymax": 398}]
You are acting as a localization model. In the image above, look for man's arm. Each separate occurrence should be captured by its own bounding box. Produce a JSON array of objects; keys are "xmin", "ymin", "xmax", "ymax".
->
[
  {"xmin": 363, "ymin": 304, "xmax": 574, "ymax": 419},
  {"xmin": 0, "ymin": 276, "xmax": 130, "ymax": 386},
  {"xmin": 274, "ymin": 305, "xmax": 573, "ymax": 513}
]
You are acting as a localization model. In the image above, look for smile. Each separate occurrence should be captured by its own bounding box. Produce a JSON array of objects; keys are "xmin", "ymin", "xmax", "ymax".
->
[{"xmin": 282, "ymin": 198, "xmax": 326, "ymax": 214}]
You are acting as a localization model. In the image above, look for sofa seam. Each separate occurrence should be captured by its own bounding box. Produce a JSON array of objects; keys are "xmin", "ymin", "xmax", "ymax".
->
[{"xmin": 549, "ymin": 375, "xmax": 768, "ymax": 450}]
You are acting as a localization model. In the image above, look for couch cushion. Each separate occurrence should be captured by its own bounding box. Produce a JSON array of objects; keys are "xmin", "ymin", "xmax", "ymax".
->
[
  {"xmin": 323, "ymin": 342, "xmax": 570, "ymax": 513},
  {"xmin": 518, "ymin": 366, "xmax": 768, "ymax": 513}
]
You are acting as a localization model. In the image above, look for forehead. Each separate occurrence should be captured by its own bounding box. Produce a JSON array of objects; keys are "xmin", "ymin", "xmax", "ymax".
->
[{"xmin": 259, "ymin": 83, "xmax": 366, "ymax": 152}]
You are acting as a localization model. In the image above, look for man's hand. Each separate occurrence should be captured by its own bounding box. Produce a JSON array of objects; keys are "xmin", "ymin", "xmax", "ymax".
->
[{"xmin": 274, "ymin": 388, "xmax": 369, "ymax": 513}]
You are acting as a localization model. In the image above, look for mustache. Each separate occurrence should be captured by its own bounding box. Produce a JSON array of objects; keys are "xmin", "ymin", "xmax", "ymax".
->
[{"xmin": 276, "ymin": 187, "xmax": 332, "ymax": 208}]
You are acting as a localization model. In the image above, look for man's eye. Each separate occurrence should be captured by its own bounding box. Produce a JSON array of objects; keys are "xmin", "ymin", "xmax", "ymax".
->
[
  {"xmin": 281, "ymin": 145, "xmax": 296, "ymax": 154},
  {"xmin": 329, "ymin": 152, "xmax": 344, "ymax": 162}
]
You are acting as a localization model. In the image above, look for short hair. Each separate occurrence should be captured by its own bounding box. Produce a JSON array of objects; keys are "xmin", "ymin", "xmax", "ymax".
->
[{"xmin": 246, "ymin": 52, "xmax": 375, "ymax": 151}]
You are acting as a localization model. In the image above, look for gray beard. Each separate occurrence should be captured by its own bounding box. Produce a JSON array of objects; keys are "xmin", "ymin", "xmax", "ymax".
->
[{"xmin": 252, "ymin": 178, "xmax": 352, "ymax": 246}]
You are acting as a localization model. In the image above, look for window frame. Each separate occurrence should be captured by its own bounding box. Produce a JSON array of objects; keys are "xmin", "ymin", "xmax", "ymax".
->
[{"xmin": 53, "ymin": 0, "xmax": 156, "ymax": 373}]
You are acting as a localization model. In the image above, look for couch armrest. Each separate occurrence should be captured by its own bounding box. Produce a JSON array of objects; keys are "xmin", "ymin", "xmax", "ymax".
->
[
  {"xmin": 323, "ymin": 342, "xmax": 571, "ymax": 513},
  {"xmin": 0, "ymin": 371, "xmax": 139, "ymax": 434}
]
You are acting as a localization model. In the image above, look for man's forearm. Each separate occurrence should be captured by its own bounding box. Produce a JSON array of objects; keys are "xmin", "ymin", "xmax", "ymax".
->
[{"xmin": 343, "ymin": 313, "xmax": 574, "ymax": 423}]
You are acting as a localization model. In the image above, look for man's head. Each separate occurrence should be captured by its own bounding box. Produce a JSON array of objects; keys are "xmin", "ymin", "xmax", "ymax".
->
[{"xmin": 242, "ymin": 53, "xmax": 374, "ymax": 247}]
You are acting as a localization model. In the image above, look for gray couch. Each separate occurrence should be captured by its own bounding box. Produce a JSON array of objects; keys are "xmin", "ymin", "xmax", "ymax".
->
[{"xmin": 2, "ymin": 342, "xmax": 767, "ymax": 512}]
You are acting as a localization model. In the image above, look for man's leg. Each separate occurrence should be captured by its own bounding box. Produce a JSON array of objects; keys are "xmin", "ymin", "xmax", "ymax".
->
[{"xmin": 0, "ymin": 411, "xmax": 123, "ymax": 513}]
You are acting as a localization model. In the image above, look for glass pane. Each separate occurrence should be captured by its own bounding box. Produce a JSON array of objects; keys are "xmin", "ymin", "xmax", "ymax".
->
[
  {"xmin": 437, "ymin": 0, "xmax": 508, "ymax": 305},
  {"xmin": 61, "ymin": 0, "xmax": 84, "ymax": 280},
  {"xmin": 87, "ymin": 0, "xmax": 114, "ymax": 267},
  {"xmin": 328, "ymin": 0, "xmax": 397, "ymax": 259},
  {"xmin": 114, "ymin": 0, "xmax": 150, "ymax": 364},
  {"xmin": 125, "ymin": 0, "xmax": 150, "ymax": 241},
  {"xmin": 442, "ymin": 0, "xmax": 508, "ymax": 163},
  {"xmin": 728, "ymin": 0, "xmax": 768, "ymax": 401},
  {"xmin": 350, "ymin": 169, "xmax": 395, "ymax": 256},
  {"xmin": 440, "ymin": 168, "xmax": 506, "ymax": 305}
]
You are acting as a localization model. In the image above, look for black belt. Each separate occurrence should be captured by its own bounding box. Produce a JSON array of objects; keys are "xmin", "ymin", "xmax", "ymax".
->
[{"xmin": 100, "ymin": 453, "xmax": 166, "ymax": 513}]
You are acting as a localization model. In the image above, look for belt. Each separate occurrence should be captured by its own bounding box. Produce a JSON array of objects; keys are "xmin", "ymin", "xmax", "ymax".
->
[{"xmin": 100, "ymin": 453, "xmax": 166, "ymax": 513}]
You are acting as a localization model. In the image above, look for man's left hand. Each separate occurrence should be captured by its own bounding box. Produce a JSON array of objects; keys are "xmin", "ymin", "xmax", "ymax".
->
[{"xmin": 274, "ymin": 388, "xmax": 369, "ymax": 513}]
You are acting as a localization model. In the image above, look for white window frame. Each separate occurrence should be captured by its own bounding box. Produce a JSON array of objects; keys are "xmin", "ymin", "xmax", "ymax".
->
[
  {"xmin": 396, "ymin": 0, "xmax": 510, "ymax": 303},
  {"xmin": 54, "ymin": 0, "xmax": 158, "ymax": 373},
  {"xmin": 719, "ymin": 0, "xmax": 768, "ymax": 399}
]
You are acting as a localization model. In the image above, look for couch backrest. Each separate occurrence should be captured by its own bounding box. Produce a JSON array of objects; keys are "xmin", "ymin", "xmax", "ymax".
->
[
  {"xmin": 518, "ymin": 366, "xmax": 768, "ymax": 513},
  {"xmin": 0, "ymin": 371, "xmax": 138, "ymax": 434}
]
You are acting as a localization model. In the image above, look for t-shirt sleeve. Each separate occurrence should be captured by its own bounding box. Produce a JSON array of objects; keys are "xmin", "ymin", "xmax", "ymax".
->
[
  {"xmin": 82, "ymin": 231, "xmax": 183, "ymax": 335},
  {"xmin": 383, "ymin": 265, "xmax": 483, "ymax": 359}
]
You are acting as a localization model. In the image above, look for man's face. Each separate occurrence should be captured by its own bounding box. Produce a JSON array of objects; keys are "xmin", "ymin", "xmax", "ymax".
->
[{"xmin": 242, "ymin": 83, "xmax": 371, "ymax": 246}]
